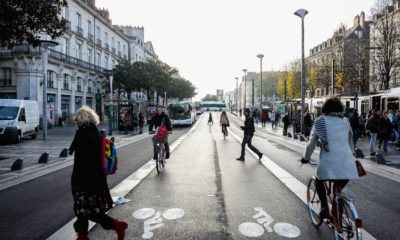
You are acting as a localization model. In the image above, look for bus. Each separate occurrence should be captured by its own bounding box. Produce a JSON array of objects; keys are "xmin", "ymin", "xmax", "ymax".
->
[
  {"xmin": 168, "ymin": 101, "xmax": 196, "ymax": 126},
  {"xmin": 200, "ymin": 101, "xmax": 227, "ymax": 111}
]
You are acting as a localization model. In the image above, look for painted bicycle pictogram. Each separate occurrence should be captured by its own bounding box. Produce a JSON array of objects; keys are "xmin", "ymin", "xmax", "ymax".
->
[
  {"xmin": 132, "ymin": 208, "xmax": 185, "ymax": 239},
  {"xmin": 238, "ymin": 207, "xmax": 301, "ymax": 238}
]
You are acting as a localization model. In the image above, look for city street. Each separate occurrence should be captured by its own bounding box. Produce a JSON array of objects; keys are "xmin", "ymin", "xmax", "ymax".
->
[{"xmin": 1, "ymin": 113, "xmax": 396, "ymax": 239}]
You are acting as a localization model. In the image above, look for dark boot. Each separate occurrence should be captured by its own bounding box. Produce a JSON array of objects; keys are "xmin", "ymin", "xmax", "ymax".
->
[
  {"xmin": 76, "ymin": 232, "xmax": 89, "ymax": 240},
  {"xmin": 236, "ymin": 157, "xmax": 245, "ymax": 161},
  {"xmin": 113, "ymin": 219, "xmax": 128, "ymax": 240}
]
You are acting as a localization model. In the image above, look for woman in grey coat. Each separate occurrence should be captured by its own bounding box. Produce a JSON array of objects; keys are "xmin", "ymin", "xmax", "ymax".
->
[{"xmin": 301, "ymin": 98, "xmax": 359, "ymax": 218}]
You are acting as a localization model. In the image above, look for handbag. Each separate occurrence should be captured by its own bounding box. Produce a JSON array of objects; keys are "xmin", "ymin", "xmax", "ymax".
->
[{"xmin": 355, "ymin": 160, "xmax": 366, "ymax": 177}]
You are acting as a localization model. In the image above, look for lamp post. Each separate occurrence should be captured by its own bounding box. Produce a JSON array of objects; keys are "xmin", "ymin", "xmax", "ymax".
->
[
  {"xmin": 40, "ymin": 40, "xmax": 59, "ymax": 140},
  {"xmin": 235, "ymin": 77, "xmax": 238, "ymax": 112},
  {"xmin": 252, "ymin": 79, "xmax": 255, "ymax": 106},
  {"xmin": 257, "ymin": 54, "xmax": 264, "ymax": 110},
  {"xmin": 294, "ymin": 8, "xmax": 308, "ymax": 135},
  {"xmin": 104, "ymin": 69, "xmax": 114, "ymax": 135},
  {"xmin": 242, "ymin": 69, "xmax": 247, "ymax": 108}
]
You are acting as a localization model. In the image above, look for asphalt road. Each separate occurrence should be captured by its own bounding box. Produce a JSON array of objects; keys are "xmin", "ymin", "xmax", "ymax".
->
[{"xmin": 0, "ymin": 122, "xmax": 194, "ymax": 240}]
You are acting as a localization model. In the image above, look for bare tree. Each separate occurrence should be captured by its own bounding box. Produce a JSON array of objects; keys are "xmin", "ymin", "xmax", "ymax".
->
[{"xmin": 370, "ymin": 0, "xmax": 400, "ymax": 90}]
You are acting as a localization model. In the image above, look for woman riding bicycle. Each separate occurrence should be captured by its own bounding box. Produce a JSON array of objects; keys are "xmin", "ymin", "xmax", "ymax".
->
[
  {"xmin": 301, "ymin": 97, "xmax": 359, "ymax": 219},
  {"xmin": 220, "ymin": 111, "xmax": 230, "ymax": 136}
]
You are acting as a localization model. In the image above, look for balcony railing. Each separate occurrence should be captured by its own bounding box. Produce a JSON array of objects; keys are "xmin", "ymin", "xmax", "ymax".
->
[
  {"xmin": 76, "ymin": 26, "xmax": 83, "ymax": 36},
  {"xmin": 88, "ymin": 33, "xmax": 94, "ymax": 42},
  {"xmin": 104, "ymin": 43, "xmax": 109, "ymax": 50},
  {"xmin": 66, "ymin": 20, "xmax": 71, "ymax": 30},
  {"xmin": 0, "ymin": 79, "xmax": 12, "ymax": 87},
  {"xmin": 112, "ymin": 47, "xmax": 116, "ymax": 54},
  {"xmin": 96, "ymin": 39, "xmax": 102, "ymax": 47}
]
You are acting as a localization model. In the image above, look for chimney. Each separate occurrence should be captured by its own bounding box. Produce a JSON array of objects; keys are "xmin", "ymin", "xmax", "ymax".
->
[
  {"xmin": 360, "ymin": 11, "xmax": 365, "ymax": 29},
  {"xmin": 354, "ymin": 15, "xmax": 360, "ymax": 27}
]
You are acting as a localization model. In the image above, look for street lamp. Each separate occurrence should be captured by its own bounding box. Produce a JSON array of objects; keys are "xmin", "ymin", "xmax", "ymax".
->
[
  {"xmin": 294, "ymin": 8, "xmax": 308, "ymax": 135},
  {"xmin": 252, "ymin": 79, "xmax": 255, "ymax": 106},
  {"xmin": 40, "ymin": 40, "xmax": 59, "ymax": 140},
  {"xmin": 242, "ymin": 69, "xmax": 247, "ymax": 108},
  {"xmin": 104, "ymin": 69, "xmax": 114, "ymax": 136},
  {"xmin": 257, "ymin": 54, "xmax": 264, "ymax": 111},
  {"xmin": 235, "ymin": 77, "xmax": 239, "ymax": 112}
]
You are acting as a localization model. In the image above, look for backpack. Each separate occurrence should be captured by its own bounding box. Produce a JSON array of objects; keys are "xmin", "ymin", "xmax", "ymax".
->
[
  {"xmin": 154, "ymin": 118, "xmax": 168, "ymax": 143},
  {"xmin": 102, "ymin": 137, "xmax": 118, "ymax": 175}
]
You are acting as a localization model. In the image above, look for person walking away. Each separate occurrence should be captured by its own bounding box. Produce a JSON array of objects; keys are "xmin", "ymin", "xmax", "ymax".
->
[
  {"xmin": 149, "ymin": 106, "xmax": 173, "ymax": 160},
  {"xmin": 350, "ymin": 109, "xmax": 360, "ymax": 147},
  {"xmin": 392, "ymin": 110, "xmax": 400, "ymax": 145},
  {"xmin": 261, "ymin": 111, "xmax": 267, "ymax": 127},
  {"xmin": 69, "ymin": 106, "xmax": 128, "ymax": 240},
  {"xmin": 282, "ymin": 113, "xmax": 290, "ymax": 136},
  {"xmin": 365, "ymin": 109, "xmax": 381, "ymax": 156},
  {"xmin": 378, "ymin": 111, "xmax": 392, "ymax": 152},
  {"xmin": 359, "ymin": 112, "xmax": 366, "ymax": 138},
  {"xmin": 270, "ymin": 111, "xmax": 276, "ymax": 129},
  {"xmin": 239, "ymin": 109, "xmax": 242, "ymax": 118},
  {"xmin": 276, "ymin": 111, "xmax": 280, "ymax": 125},
  {"xmin": 292, "ymin": 110, "xmax": 300, "ymax": 134},
  {"xmin": 138, "ymin": 112, "xmax": 145, "ymax": 134},
  {"xmin": 132, "ymin": 112, "xmax": 138, "ymax": 132},
  {"xmin": 208, "ymin": 112, "xmax": 213, "ymax": 124},
  {"xmin": 236, "ymin": 108, "xmax": 263, "ymax": 161},
  {"xmin": 301, "ymin": 98, "xmax": 359, "ymax": 220},
  {"xmin": 220, "ymin": 111, "xmax": 230, "ymax": 136},
  {"xmin": 304, "ymin": 112, "xmax": 313, "ymax": 138}
]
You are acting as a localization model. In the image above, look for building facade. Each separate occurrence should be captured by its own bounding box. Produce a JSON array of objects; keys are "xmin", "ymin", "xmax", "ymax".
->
[
  {"xmin": 0, "ymin": 0, "xmax": 158, "ymax": 126},
  {"xmin": 308, "ymin": 12, "xmax": 371, "ymax": 97}
]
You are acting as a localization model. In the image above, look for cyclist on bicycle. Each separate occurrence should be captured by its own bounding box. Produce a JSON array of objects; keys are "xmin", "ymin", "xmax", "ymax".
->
[
  {"xmin": 149, "ymin": 106, "xmax": 172, "ymax": 160},
  {"xmin": 301, "ymin": 98, "xmax": 359, "ymax": 219},
  {"xmin": 220, "ymin": 111, "xmax": 230, "ymax": 136}
]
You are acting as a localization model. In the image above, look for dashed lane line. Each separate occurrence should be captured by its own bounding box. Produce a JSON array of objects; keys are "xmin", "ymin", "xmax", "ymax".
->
[
  {"xmin": 228, "ymin": 128, "xmax": 377, "ymax": 240},
  {"xmin": 47, "ymin": 115, "xmax": 203, "ymax": 240}
]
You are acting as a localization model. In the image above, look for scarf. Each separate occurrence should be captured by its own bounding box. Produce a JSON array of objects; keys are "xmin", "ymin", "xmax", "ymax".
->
[{"xmin": 314, "ymin": 112, "xmax": 343, "ymax": 151}]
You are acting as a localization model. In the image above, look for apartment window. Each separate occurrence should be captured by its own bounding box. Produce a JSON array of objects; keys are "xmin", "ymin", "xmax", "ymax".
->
[
  {"xmin": 64, "ymin": 38, "xmax": 70, "ymax": 55},
  {"xmin": 88, "ymin": 21, "xmax": 92, "ymax": 34},
  {"xmin": 104, "ymin": 32, "xmax": 108, "ymax": 44},
  {"xmin": 96, "ymin": 26, "xmax": 100, "ymax": 39},
  {"xmin": 64, "ymin": 6, "xmax": 69, "ymax": 20},
  {"xmin": 105, "ymin": 56, "xmax": 109, "ymax": 69},
  {"xmin": 112, "ymin": 60, "xmax": 115, "ymax": 68},
  {"xmin": 77, "ymin": 77, "xmax": 82, "ymax": 92},
  {"xmin": 63, "ymin": 74, "xmax": 70, "ymax": 90},
  {"xmin": 76, "ymin": 43, "xmax": 82, "ymax": 59},
  {"xmin": 47, "ymin": 71, "xmax": 55, "ymax": 88},
  {"xmin": 88, "ymin": 80, "xmax": 93, "ymax": 93},
  {"xmin": 97, "ymin": 53, "xmax": 101, "ymax": 66},
  {"xmin": 77, "ymin": 13, "xmax": 81, "ymax": 27},
  {"xmin": 88, "ymin": 49, "xmax": 92, "ymax": 64},
  {"xmin": 112, "ymin": 37, "xmax": 115, "ymax": 48},
  {"xmin": 118, "ymin": 41, "xmax": 120, "ymax": 51},
  {"xmin": 0, "ymin": 68, "xmax": 12, "ymax": 86},
  {"xmin": 123, "ymin": 45, "xmax": 126, "ymax": 55}
]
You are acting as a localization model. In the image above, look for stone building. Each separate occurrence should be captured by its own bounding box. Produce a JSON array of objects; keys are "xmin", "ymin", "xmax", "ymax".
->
[{"xmin": 307, "ymin": 12, "xmax": 371, "ymax": 97}]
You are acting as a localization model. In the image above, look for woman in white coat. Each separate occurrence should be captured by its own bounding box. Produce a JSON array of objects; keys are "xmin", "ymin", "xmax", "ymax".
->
[{"xmin": 301, "ymin": 98, "xmax": 359, "ymax": 218}]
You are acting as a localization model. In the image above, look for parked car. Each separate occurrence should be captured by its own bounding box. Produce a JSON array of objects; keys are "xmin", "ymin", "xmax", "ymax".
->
[{"xmin": 0, "ymin": 99, "xmax": 39, "ymax": 143}]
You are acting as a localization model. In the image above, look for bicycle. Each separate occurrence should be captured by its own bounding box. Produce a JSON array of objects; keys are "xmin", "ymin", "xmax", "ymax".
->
[
  {"xmin": 306, "ymin": 175, "xmax": 362, "ymax": 240},
  {"xmin": 150, "ymin": 130, "xmax": 168, "ymax": 174},
  {"xmin": 222, "ymin": 125, "xmax": 228, "ymax": 139}
]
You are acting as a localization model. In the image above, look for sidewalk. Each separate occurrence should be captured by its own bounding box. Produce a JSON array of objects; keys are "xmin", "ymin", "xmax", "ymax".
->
[
  {"xmin": 0, "ymin": 124, "xmax": 147, "ymax": 181},
  {"xmin": 231, "ymin": 112, "xmax": 400, "ymax": 170}
]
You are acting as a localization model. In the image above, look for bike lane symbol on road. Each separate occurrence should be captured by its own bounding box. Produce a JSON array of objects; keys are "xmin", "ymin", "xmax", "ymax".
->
[
  {"xmin": 238, "ymin": 207, "xmax": 301, "ymax": 238},
  {"xmin": 133, "ymin": 208, "xmax": 185, "ymax": 239}
]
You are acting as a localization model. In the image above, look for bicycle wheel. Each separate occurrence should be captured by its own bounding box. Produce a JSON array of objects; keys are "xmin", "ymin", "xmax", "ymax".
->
[
  {"xmin": 156, "ymin": 146, "xmax": 163, "ymax": 174},
  {"xmin": 335, "ymin": 199, "xmax": 362, "ymax": 240},
  {"xmin": 307, "ymin": 177, "xmax": 323, "ymax": 227}
]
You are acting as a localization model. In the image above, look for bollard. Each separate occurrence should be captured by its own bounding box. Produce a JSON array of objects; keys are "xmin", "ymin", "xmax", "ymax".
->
[
  {"xmin": 11, "ymin": 158, "xmax": 23, "ymax": 171},
  {"xmin": 59, "ymin": 148, "xmax": 68, "ymax": 158},
  {"xmin": 300, "ymin": 135, "xmax": 305, "ymax": 142},
  {"xmin": 38, "ymin": 152, "xmax": 49, "ymax": 164},
  {"xmin": 293, "ymin": 134, "xmax": 298, "ymax": 140},
  {"xmin": 355, "ymin": 148, "xmax": 364, "ymax": 159}
]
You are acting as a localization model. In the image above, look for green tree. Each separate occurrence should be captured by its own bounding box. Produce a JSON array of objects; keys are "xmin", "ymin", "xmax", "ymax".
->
[
  {"xmin": 202, "ymin": 94, "xmax": 218, "ymax": 101},
  {"xmin": 0, "ymin": 0, "xmax": 68, "ymax": 47}
]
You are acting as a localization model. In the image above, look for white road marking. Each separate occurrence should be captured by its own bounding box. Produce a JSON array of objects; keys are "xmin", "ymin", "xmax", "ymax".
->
[
  {"xmin": 228, "ymin": 128, "xmax": 377, "ymax": 240},
  {"xmin": 238, "ymin": 222, "xmax": 265, "ymax": 238},
  {"xmin": 162, "ymin": 208, "xmax": 185, "ymax": 220},
  {"xmin": 133, "ymin": 208, "xmax": 156, "ymax": 220},
  {"xmin": 47, "ymin": 115, "xmax": 203, "ymax": 240},
  {"xmin": 273, "ymin": 223, "xmax": 301, "ymax": 238}
]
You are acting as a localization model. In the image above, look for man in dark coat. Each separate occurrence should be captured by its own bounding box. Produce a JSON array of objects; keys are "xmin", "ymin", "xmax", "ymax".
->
[
  {"xmin": 378, "ymin": 111, "xmax": 393, "ymax": 151},
  {"xmin": 149, "ymin": 106, "xmax": 173, "ymax": 159},
  {"xmin": 236, "ymin": 108, "xmax": 263, "ymax": 161},
  {"xmin": 366, "ymin": 109, "xmax": 381, "ymax": 156},
  {"xmin": 282, "ymin": 113, "xmax": 290, "ymax": 135},
  {"xmin": 350, "ymin": 109, "xmax": 360, "ymax": 146}
]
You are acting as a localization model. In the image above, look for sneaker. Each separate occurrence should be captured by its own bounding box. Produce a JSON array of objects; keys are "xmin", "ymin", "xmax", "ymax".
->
[
  {"xmin": 258, "ymin": 153, "xmax": 263, "ymax": 160},
  {"xmin": 236, "ymin": 157, "xmax": 245, "ymax": 161},
  {"xmin": 370, "ymin": 152, "xmax": 376, "ymax": 156},
  {"xmin": 319, "ymin": 207, "xmax": 329, "ymax": 219}
]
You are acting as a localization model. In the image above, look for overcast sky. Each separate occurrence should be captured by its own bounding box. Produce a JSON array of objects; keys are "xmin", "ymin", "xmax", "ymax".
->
[{"xmin": 96, "ymin": 0, "xmax": 376, "ymax": 100}]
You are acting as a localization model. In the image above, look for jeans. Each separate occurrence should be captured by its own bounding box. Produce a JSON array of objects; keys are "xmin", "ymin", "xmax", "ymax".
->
[
  {"xmin": 74, "ymin": 214, "xmax": 114, "ymax": 232},
  {"xmin": 379, "ymin": 138, "xmax": 389, "ymax": 150},
  {"xmin": 370, "ymin": 133, "xmax": 378, "ymax": 153},
  {"xmin": 352, "ymin": 128, "xmax": 360, "ymax": 146},
  {"xmin": 304, "ymin": 126, "xmax": 311, "ymax": 137},
  {"xmin": 293, "ymin": 124, "xmax": 299, "ymax": 134},
  {"xmin": 240, "ymin": 134, "xmax": 261, "ymax": 158},
  {"xmin": 395, "ymin": 130, "xmax": 399, "ymax": 144},
  {"xmin": 271, "ymin": 121, "xmax": 275, "ymax": 129}
]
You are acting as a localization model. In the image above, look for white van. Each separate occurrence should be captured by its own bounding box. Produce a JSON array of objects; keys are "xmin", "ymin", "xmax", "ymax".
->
[{"xmin": 0, "ymin": 99, "xmax": 39, "ymax": 143}]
